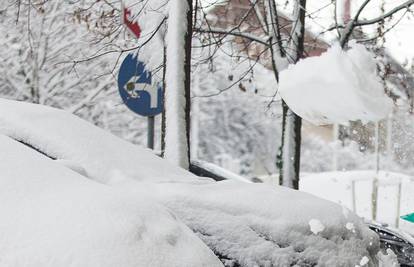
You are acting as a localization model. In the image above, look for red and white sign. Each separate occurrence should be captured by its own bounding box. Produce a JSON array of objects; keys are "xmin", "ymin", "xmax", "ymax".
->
[{"xmin": 122, "ymin": 5, "xmax": 141, "ymax": 39}]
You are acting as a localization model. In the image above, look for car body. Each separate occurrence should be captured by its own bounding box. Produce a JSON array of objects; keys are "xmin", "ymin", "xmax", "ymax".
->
[
  {"xmin": 0, "ymin": 99, "xmax": 390, "ymax": 266},
  {"xmin": 368, "ymin": 222, "xmax": 414, "ymax": 267}
]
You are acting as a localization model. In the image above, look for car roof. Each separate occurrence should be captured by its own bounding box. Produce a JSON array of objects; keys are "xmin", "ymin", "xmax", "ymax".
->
[{"xmin": 0, "ymin": 99, "xmax": 210, "ymax": 185}]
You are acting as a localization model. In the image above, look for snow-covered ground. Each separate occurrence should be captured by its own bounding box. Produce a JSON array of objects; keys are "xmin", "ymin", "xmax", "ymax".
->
[
  {"xmin": 0, "ymin": 99, "xmax": 391, "ymax": 266},
  {"xmin": 300, "ymin": 170, "xmax": 414, "ymax": 235}
]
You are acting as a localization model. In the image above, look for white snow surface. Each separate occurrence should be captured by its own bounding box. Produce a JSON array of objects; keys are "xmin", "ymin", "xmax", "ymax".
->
[
  {"xmin": 0, "ymin": 99, "xmax": 204, "ymax": 184},
  {"xmin": 279, "ymin": 42, "xmax": 393, "ymax": 125},
  {"xmin": 0, "ymin": 135, "xmax": 221, "ymax": 267},
  {"xmin": 378, "ymin": 249, "xmax": 400, "ymax": 267},
  {"xmin": 301, "ymin": 170, "xmax": 414, "ymax": 235},
  {"xmin": 0, "ymin": 99, "xmax": 384, "ymax": 266},
  {"xmin": 118, "ymin": 180, "xmax": 380, "ymax": 266}
]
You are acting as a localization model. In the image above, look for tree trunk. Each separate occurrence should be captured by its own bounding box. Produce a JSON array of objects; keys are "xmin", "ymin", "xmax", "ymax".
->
[
  {"xmin": 278, "ymin": 0, "xmax": 306, "ymax": 189},
  {"xmin": 161, "ymin": 46, "xmax": 166, "ymax": 157},
  {"xmin": 279, "ymin": 101, "xmax": 302, "ymax": 189},
  {"xmin": 184, "ymin": 0, "xmax": 193, "ymax": 164}
]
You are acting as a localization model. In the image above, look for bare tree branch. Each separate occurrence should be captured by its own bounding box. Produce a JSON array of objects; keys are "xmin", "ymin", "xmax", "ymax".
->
[
  {"xmin": 355, "ymin": 0, "xmax": 414, "ymax": 26},
  {"xmin": 340, "ymin": 0, "xmax": 371, "ymax": 46},
  {"xmin": 339, "ymin": 0, "xmax": 414, "ymax": 46},
  {"xmin": 194, "ymin": 27, "xmax": 269, "ymax": 46}
]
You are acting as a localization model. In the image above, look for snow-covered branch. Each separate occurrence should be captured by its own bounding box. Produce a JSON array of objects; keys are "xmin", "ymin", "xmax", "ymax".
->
[
  {"xmin": 355, "ymin": 0, "xmax": 414, "ymax": 26},
  {"xmin": 339, "ymin": 0, "xmax": 414, "ymax": 46},
  {"xmin": 194, "ymin": 27, "xmax": 269, "ymax": 46}
]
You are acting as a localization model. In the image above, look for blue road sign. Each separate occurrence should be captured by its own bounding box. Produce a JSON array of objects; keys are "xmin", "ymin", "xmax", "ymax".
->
[{"xmin": 118, "ymin": 53, "xmax": 163, "ymax": 116}]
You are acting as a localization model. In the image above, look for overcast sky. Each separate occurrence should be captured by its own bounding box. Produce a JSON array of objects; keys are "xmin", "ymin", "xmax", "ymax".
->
[{"xmin": 278, "ymin": 0, "xmax": 414, "ymax": 68}]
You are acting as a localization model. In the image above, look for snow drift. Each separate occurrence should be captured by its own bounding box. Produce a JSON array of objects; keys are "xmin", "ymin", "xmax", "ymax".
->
[
  {"xmin": 0, "ymin": 99, "xmax": 385, "ymax": 266},
  {"xmin": 278, "ymin": 42, "xmax": 393, "ymax": 125},
  {"xmin": 0, "ymin": 135, "xmax": 221, "ymax": 267}
]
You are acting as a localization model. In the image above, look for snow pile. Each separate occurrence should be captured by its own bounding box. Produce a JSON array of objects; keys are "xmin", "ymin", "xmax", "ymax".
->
[
  {"xmin": 279, "ymin": 42, "xmax": 393, "ymax": 125},
  {"xmin": 0, "ymin": 135, "xmax": 222, "ymax": 267},
  {"xmin": 0, "ymin": 99, "xmax": 384, "ymax": 266}
]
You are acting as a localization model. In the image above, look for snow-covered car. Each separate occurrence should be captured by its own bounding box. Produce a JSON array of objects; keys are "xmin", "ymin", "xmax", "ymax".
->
[
  {"xmin": 0, "ymin": 134, "xmax": 221, "ymax": 267},
  {"xmin": 0, "ymin": 99, "xmax": 395, "ymax": 266},
  {"xmin": 300, "ymin": 171, "xmax": 414, "ymax": 266}
]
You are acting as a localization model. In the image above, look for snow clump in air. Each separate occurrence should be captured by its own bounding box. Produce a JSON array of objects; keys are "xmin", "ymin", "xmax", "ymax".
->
[{"xmin": 279, "ymin": 41, "xmax": 393, "ymax": 125}]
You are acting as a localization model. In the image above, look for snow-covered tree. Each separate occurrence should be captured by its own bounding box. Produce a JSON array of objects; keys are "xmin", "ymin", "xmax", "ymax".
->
[
  {"xmin": 192, "ymin": 44, "xmax": 280, "ymax": 176},
  {"xmin": 163, "ymin": 0, "xmax": 193, "ymax": 169},
  {"xmin": 0, "ymin": 1, "xmax": 113, "ymax": 110},
  {"xmin": 0, "ymin": 1, "xmax": 154, "ymax": 148}
]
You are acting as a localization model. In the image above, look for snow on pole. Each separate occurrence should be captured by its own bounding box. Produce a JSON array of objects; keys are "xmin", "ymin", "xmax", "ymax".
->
[
  {"xmin": 386, "ymin": 113, "xmax": 393, "ymax": 168},
  {"xmin": 282, "ymin": 109, "xmax": 296, "ymax": 188},
  {"xmin": 374, "ymin": 122, "xmax": 380, "ymax": 174},
  {"xmin": 372, "ymin": 122, "xmax": 380, "ymax": 221},
  {"xmin": 351, "ymin": 179, "xmax": 357, "ymax": 212},
  {"xmin": 164, "ymin": 0, "xmax": 191, "ymax": 169},
  {"xmin": 332, "ymin": 123, "xmax": 339, "ymax": 171},
  {"xmin": 190, "ymin": 74, "xmax": 200, "ymax": 160},
  {"xmin": 396, "ymin": 181, "xmax": 402, "ymax": 227}
]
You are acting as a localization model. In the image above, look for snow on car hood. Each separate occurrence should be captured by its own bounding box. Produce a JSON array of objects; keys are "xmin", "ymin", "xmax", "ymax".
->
[
  {"xmin": 0, "ymin": 99, "xmax": 384, "ymax": 266},
  {"xmin": 0, "ymin": 135, "xmax": 222, "ymax": 267},
  {"xmin": 114, "ymin": 179, "xmax": 381, "ymax": 266}
]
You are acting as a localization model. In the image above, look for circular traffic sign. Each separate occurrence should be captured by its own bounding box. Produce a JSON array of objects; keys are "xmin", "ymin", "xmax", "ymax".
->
[{"xmin": 117, "ymin": 53, "xmax": 163, "ymax": 116}]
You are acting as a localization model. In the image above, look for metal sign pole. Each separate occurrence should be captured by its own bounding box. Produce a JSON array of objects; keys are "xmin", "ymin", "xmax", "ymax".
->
[{"xmin": 147, "ymin": 116, "xmax": 155, "ymax": 149}]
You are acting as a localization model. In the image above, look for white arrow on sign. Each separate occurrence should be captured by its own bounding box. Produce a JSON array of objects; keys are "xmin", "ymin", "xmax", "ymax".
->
[{"xmin": 124, "ymin": 75, "xmax": 159, "ymax": 108}]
